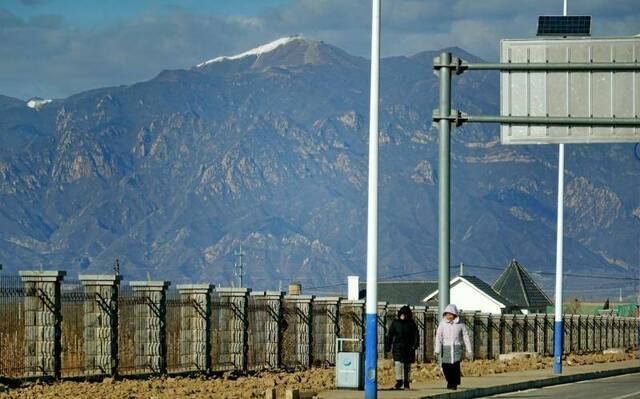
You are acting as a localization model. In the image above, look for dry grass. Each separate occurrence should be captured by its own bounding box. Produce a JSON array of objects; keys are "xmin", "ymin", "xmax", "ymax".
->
[{"xmin": 0, "ymin": 351, "xmax": 635, "ymax": 399}]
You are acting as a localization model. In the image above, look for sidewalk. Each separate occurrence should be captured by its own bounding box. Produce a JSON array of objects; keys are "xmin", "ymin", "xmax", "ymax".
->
[{"xmin": 318, "ymin": 359, "xmax": 640, "ymax": 399}]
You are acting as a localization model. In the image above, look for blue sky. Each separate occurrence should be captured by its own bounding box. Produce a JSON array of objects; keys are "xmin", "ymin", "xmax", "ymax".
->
[
  {"xmin": 1, "ymin": 0, "xmax": 639, "ymax": 99},
  {"xmin": 3, "ymin": 0, "xmax": 288, "ymax": 28}
]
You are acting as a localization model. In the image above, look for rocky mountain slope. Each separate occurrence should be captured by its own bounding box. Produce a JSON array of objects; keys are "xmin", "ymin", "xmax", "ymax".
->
[{"xmin": 0, "ymin": 37, "xmax": 637, "ymax": 295}]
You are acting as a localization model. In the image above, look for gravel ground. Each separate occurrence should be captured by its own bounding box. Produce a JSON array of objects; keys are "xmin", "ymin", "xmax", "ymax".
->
[{"xmin": 0, "ymin": 351, "xmax": 635, "ymax": 398}]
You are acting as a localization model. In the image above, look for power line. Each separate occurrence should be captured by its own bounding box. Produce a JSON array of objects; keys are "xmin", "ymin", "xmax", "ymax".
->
[
  {"xmin": 306, "ymin": 269, "xmax": 438, "ymax": 290},
  {"xmin": 462, "ymin": 263, "xmax": 640, "ymax": 282},
  {"xmin": 306, "ymin": 262, "xmax": 640, "ymax": 292}
]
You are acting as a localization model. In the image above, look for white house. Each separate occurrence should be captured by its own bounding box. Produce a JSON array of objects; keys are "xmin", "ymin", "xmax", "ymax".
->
[{"xmin": 422, "ymin": 275, "xmax": 516, "ymax": 314}]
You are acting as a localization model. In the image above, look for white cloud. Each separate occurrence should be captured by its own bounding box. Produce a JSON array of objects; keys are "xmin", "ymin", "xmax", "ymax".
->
[{"xmin": 0, "ymin": 0, "xmax": 638, "ymax": 99}]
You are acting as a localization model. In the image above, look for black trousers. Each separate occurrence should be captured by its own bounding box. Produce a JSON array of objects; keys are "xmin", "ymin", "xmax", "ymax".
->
[{"xmin": 442, "ymin": 361, "xmax": 461, "ymax": 387}]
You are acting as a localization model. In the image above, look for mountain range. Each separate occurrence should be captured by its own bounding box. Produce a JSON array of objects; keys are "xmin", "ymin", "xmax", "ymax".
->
[{"xmin": 0, "ymin": 36, "xmax": 638, "ymax": 297}]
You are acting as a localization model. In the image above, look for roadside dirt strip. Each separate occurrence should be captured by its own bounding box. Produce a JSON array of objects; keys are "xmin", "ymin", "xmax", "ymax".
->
[{"xmin": 0, "ymin": 352, "xmax": 636, "ymax": 398}]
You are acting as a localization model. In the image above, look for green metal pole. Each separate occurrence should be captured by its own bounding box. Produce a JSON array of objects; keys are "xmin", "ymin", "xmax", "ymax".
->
[
  {"xmin": 438, "ymin": 52, "xmax": 452, "ymax": 318},
  {"xmin": 433, "ymin": 61, "xmax": 640, "ymax": 72}
]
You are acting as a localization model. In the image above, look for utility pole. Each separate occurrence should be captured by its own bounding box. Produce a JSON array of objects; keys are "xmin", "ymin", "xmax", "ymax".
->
[
  {"xmin": 234, "ymin": 244, "xmax": 246, "ymax": 288},
  {"xmin": 619, "ymin": 288, "xmax": 623, "ymax": 303},
  {"xmin": 113, "ymin": 258, "xmax": 120, "ymax": 275}
]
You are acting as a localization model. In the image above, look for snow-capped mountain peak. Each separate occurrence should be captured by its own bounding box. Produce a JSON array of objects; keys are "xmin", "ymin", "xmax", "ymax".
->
[
  {"xmin": 26, "ymin": 98, "xmax": 52, "ymax": 110},
  {"xmin": 196, "ymin": 36, "xmax": 304, "ymax": 67}
]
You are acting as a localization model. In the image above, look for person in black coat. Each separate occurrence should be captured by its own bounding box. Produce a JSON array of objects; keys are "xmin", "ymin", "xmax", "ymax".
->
[{"xmin": 384, "ymin": 305, "xmax": 419, "ymax": 390}]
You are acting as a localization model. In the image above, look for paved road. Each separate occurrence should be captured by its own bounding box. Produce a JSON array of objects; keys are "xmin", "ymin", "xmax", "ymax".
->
[{"xmin": 485, "ymin": 372, "xmax": 640, "ymax": 399}]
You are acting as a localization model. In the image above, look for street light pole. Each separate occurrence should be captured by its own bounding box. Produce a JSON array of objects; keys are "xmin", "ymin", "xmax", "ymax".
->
[
  {"xmin": 364, "ymin": 0, "xmax": 380, "ymax": 396},
  {"xmin": 553, "ymin": 0, "xmax": 568, "ymax": 375}
]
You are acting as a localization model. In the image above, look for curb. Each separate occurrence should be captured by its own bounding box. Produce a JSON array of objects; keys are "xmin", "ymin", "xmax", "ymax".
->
[{"xmin": 419, "ymin": 366, "xmax": 640, "ymax": 399}]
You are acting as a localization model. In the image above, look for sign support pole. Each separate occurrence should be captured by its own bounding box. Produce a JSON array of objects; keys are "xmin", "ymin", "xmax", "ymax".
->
[
  {"xmin": 437, "ymin": 52, "xmax": 452, "ymax": 319},
  {"xmin": 364, "ymin": 0, "xmax": 380, "ymax": 396}
]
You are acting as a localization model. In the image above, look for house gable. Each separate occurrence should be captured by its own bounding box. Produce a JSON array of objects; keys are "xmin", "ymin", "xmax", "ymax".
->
[{"xmin": 422, "ymin": 276, "xmax": 512, "ymax": 314}]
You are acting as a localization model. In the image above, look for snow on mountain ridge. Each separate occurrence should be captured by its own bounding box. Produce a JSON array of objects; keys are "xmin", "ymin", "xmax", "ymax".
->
[
  {"xmin": 26, "ymin": 98, "xmax": 52, "ymax": 110},
  {"xmin": 197, "ymin": 36, "xmax": 304, "ymax": 67}
]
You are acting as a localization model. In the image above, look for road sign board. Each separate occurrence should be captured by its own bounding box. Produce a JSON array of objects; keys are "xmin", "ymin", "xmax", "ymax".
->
[{"xmin": 500, "ymin": 37, "xmax": 640, "ymax": 144}]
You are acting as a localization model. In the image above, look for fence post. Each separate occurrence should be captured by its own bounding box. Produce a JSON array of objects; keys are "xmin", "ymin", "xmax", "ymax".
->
[
  {"xmin": 130, "ymin": 281, "xmax": 169, "ymax": 374},
  {"xmin": 563, "ymin": 314, "xmax": 571, "ymax": 354},
  {"xmin": 215, "ymin": 288, "xmax": 250, "ymax": 371},
  {"xmin": 545, "ymin": 314, "xmax": 554, "ymax": 356},
  {"xmin": 571, "ymin": 315, "xmax": 580, "ymax": 353},
  {"xmin": 462, "ymin": 312, "xmax": 475, "ymax": 356},
  {"xmin": 488, "ymin": 314, "xmax": 501, "ymax": 359},
  {"xmin": 425, "ymin": 310, "xmax": 437, "ymax": 362},
  {"xmin": 412, "ymin": 306, "xmax": 426, "ymax": 363},
  {"xmin": 585, "ymin": 315, "xmax": 593, "ymax": 353},
  {"xmin": 631, "ymin": 318, "xmax": 640, "ymax": 351},
  {"xmin": 595, "ymin": 315, "xmax": 602, "ymax": 351},
  {"xmin": 176, "ymin": 284, "xmax": 212, "ymax": 372},
  {"xmin": 502, "ymin": 314, "xmax": 513, "ymax": 354},
  {"xmin": 283, "ymin": 294, "xmax": 313, "ymax": 368},
  {"xmin": 79, "ymin": 275, "xmax": 120, "ymax": 376},
  {"xmin": 623, "ymin": 318, "xmax": 628, "ymax": 348},
  {"xmin": 533, "ymin": 314, "xmax": 543, "ymax": 354},
  {"xmin": 20, "ymin": 270, "xmax": 66, "ymax": 378},
  {"xmin": 578, "ymin": 315, "xmax": 586, "ymax": 353},
  {"xmin": 377, "ymin": 302, "xmax": 387, "ymax": 360},
  {"xmin": 514, "ymin": 314, "xmax": 525, "ymax": 352}
]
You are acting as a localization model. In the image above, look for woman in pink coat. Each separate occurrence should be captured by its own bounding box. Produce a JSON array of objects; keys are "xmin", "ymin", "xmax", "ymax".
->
[{"xmin": 434, "ymin": 304, "xmax": 473, "ymax": 390}]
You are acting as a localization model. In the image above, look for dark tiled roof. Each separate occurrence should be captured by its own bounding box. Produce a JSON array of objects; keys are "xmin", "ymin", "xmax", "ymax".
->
[
  {"xmin": 459, "ymin": 275, "xmax": 515, "ymax": 307},
  {"xmin": 359, "ymin": 280, "xmax": 437, "ymax": 306},
  {"xmin": 492, "ymin": 259, "xmax": 551, "ymax": 308}
]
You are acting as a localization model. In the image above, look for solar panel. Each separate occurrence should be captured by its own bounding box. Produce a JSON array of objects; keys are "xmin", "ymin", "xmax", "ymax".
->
[{"xmin": 537, "ymin": 16, "xmax": 591, "ymax": 37}]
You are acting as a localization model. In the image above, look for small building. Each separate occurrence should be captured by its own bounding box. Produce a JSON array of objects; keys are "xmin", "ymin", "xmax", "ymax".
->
[
  {"xmin": 422, "ymin": 275, "xmax": 517, "ymax": 314},
  {"xmin": 359, "ymin": 280, "xmax": 438, "ymax": 306},
  {"xmin": 492, "ymin": 259, "xmax": 551, "ymax": 314}
]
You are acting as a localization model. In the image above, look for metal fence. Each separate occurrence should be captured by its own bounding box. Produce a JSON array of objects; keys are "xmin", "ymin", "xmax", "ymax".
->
[
  {"xmin": 210, "ymin": 293, "xmax": 237, "ymax": 371},
  {"xmin": 280, "ymin": 301, "xmax": 296, "ymax": 368},
  {"xmin": 311, "ymin": 302, "xmax": 338, "ymax": 367},
  {"xmin": 247, "ymin": 297, "xmax": 281, "ymax": 370},
  {"xmin": 166, "ymin": 289, "xmax": 189, "ymax": 372},
  {"xmin": 0, "ymin": 275, "xmax": 26, "ymax": 377},
  {"xmin": 0, "ymin": 277, "xmax": 637, "ymax": 380},
  {"xmin": 60, "ymin": 279, "xmax": 89, "ymax": 377},
  {"xmin": 117, "ymin": 286, "xmax": 147, "ymax": 375}
]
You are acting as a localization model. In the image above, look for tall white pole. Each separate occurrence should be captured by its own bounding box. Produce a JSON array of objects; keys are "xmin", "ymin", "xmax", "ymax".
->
[
  {"xmin": 364, "ymin": 0, "xmax": 380, "ymax": 396},
  {"xmin": 554, "ymin": 0, "xmax": 568, "ymax": 376},
  {"xmin": 553, "ymin": 142, "xmax": 565, "ymax": 374}
]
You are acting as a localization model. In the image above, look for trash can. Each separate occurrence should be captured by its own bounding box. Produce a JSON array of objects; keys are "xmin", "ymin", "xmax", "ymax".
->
[{"xmin": 335, "ymin": 338, "xmax": 363, "ymax": 390}]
